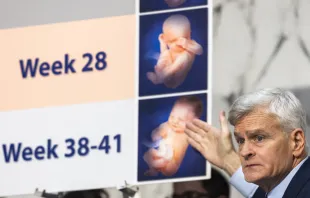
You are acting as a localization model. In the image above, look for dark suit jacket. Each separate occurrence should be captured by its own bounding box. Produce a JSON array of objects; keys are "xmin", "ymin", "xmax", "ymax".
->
[{"xmin": 252, "ymin": 157, "xmax": 310, "ymax": 198}]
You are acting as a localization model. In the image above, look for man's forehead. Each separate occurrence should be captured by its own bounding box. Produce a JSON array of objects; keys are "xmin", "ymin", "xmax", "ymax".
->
[
  {"xmin": 234, "ymin": 128, "xmax": 268, "ymax": 136},
  {"xmin": 234, "ymin": 111, "xmax": 281, "ymax": 132}
]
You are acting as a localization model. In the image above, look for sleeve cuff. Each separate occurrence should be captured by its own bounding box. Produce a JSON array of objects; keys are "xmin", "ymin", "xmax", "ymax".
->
[{"xmin": 229, "ymin": 166, "xmax": 258, "ymax": 198}]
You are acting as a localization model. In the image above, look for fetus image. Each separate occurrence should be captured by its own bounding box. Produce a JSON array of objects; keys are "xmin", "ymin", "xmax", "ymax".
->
[
  {"xmin": 146, "ymin": 14, "xmax": 203, "ymax": 89},
  {"xmin": 143, "ymin": 96, "xmax": 203, "ymax": 176},
  {"xmin": 165, "ymin": 0, "xmax": 186, "ymax": 7}
]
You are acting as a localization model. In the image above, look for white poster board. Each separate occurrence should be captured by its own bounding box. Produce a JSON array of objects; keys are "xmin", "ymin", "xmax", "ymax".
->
[{"xmin": 0, "ymin": 0, "xmax": 212, "ymax": 196}]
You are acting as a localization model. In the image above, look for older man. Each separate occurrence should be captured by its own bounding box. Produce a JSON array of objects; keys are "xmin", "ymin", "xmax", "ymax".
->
[{"xmin": 185, "ymin": 88, "xmax": 310, "ymax": 197}]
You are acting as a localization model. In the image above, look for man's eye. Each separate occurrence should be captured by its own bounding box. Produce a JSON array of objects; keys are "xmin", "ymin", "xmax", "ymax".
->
[
  {"xmin": 236, "ymin": 138, "xmax": 245, "ymax": 144},
  {"xmin": 255, "ymin": 135, "xmax": 264, "ymax": 142}
]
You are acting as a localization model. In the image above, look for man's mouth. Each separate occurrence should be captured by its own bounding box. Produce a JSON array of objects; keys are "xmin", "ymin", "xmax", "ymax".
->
[{"xmin": 245, "ymin": 164, "xmax": 260, "ymax": 168}]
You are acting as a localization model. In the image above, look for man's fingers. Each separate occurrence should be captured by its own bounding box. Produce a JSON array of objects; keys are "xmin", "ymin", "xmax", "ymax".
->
[
  {"xmin": 187, "ymin": 137, "xmax": 203, "ymax": 153},
  {"xmin": 192, "ymin": 118, "xmax": 211, "ymax": 132},
  {"xmin": 219, "ymin": 111, "xmax": 230, "ymax": 134},
  {"xmin": 185, "ymin": 128, "xmax": 203, "ymax": 143},
  {"xmin": 186, "ymin": 122, "xmax": 206, "ymax": 137}
]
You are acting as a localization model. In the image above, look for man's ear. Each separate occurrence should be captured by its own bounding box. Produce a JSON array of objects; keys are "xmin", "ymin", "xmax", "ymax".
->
[{"xmin": 289, "ymin": 128, "xmax": 306, "ymax": 157}]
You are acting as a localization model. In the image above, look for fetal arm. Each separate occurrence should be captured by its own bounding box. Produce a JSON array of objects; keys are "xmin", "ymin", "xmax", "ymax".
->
[
  {"xmin": 159, "ymin": 34, "xmax": 168, "ymax": 53},
  {"xmin": 185, "ymin": 40, "xmax": 203, "ymax": 55},
  {"xmin": 178, "ymin": 39, "xmax": 203, "ymax": 55},
  {"xmin": 151, "ymin": 124, "xmax": 168, "ymax": 141}
]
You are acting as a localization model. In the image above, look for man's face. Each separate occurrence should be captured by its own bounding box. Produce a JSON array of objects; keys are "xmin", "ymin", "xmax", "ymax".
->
[{"xmin": 234, "ymin": 108, "xmax": 293, "ymax": 186}]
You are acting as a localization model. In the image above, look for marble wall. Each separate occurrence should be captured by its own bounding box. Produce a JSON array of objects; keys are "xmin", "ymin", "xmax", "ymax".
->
[{"xmin": 212, "ymin": 0, "xmax": 310, "ymax": 197}]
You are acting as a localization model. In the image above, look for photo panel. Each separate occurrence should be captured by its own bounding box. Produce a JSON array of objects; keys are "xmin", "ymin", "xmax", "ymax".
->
[
  {"xmin": 139, "ymin": 7, "xmax": 208, "ymax": 97},
  {"xmin": 137, "ymin": 93, "xmax": 208, "ymax": 182},
  {"xmin": 140, "ymin": 0, "xmax": 208, "ymax": 13}
]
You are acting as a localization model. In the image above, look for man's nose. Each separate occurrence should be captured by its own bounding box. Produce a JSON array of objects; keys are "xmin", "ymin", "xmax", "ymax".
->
[{"xmin": 239, "ymin": 141, "xmax": 255, "ymax": 160}]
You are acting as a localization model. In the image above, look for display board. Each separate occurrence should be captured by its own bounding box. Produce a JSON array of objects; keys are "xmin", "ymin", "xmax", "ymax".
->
[{"xmin": 0, "ymin": 0, "xmax": 212, "ymax": 196}]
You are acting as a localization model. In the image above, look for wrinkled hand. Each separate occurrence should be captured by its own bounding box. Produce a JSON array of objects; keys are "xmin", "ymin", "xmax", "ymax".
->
[{"xmin": 185, "ymin": 111, "xmax": 240, "ymax": 176}]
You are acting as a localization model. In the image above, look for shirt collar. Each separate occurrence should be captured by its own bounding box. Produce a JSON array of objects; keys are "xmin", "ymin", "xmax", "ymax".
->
[{"xmin": 267, "ymin": 156, "xmax": 309, "ymax": 198}]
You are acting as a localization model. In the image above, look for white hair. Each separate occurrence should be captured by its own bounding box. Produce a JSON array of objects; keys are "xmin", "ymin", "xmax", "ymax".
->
[{"xmin": 228, "ymin": 88, "xmax": 307, "ymax": 149}]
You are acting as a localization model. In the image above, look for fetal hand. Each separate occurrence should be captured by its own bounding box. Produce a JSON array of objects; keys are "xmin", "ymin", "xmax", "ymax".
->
[
  {"xmin": 176, "ymin": 38, "xmax": 203, "ymax": 55},
  {"xmin": 158, "ymin": 34, "xmax": 165, "ymax": 43},
  {"xmin": 176, "ymin": 37, "xmax": 187, "ymax": 48}
]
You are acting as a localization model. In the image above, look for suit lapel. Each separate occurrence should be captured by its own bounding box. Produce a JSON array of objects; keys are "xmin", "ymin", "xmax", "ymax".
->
[
  {"xmin": 252, "ymin": 187, "xmax": 266, "ymax": 198},
  {"xmin": 282, "ymin": 157, "xmax": 310, "ymax": 198}
]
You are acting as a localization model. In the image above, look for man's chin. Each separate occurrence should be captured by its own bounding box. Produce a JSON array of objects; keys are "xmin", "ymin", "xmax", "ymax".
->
[
  {"xmin": 244, "ymin": 173, "xmax": 265, "ymax": 184},
  {"xmin": 242, "ymin": 165, "xmax": 265, "ymax": 183}
]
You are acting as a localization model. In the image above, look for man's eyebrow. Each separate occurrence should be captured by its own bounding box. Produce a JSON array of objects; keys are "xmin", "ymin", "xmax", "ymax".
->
[
  {"xmin": 245, "ymin": 129, "xmax": 268, "ymax": 135},
  {"xmin": 234, "ymin": 129, "xmax": 268, "ymax": 137},
  {"xmin": 233, "ymin": 132, "xmax": 241, "ymax": 138}
]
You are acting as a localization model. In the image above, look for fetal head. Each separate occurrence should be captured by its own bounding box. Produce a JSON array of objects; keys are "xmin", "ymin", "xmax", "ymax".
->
[
  {"xmin": 168, "ymin": 96, "xmax": 203, "ymax": 132},
  {"xmin": 165, "ymin": 0, "xmax": 186, "ymax": 7},
  {"xmin": 162, "ymin": 14, "xmax": 191, "ymax": 45}
]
